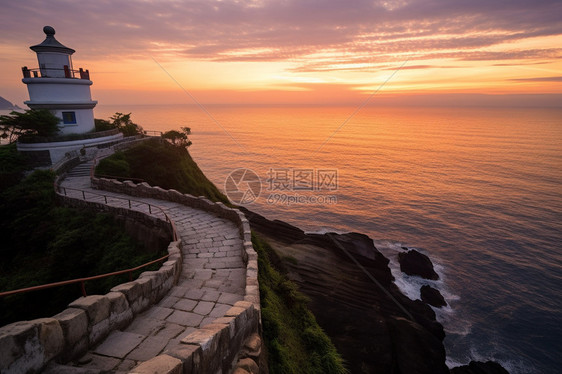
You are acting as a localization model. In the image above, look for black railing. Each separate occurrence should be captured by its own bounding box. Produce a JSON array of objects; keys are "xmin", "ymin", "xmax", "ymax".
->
[{"xmin": 21, "ymin": 65, "xmax": 90, "ymax": 79}]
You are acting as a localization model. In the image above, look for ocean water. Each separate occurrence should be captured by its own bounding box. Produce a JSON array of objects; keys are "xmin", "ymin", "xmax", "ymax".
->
[{"xmin": 96, "ymin": 104, "xmax": 562, "ymax": 373}]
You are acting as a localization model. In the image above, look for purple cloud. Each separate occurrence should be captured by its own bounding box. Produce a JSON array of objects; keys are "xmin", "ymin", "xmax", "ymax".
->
[{"xmin": 2, "ymin": 0, "xmax": 561, "ymax": 71}]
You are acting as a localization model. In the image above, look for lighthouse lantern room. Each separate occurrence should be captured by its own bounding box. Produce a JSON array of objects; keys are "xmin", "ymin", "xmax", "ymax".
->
[{"xmin": 22, "ymin": 26, "xmax": 97, "ymax": 135}]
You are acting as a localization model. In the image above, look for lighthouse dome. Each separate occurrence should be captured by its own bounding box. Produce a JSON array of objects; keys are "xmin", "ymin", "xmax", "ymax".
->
[{"xmin": 30, "ymin": 26, "xmax": 75, "ymax": 55}]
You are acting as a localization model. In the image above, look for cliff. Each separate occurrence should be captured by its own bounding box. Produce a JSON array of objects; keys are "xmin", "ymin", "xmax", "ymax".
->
[{"xmin": 240, "ymin": 207, "xmax": 509, "ymax": 374}]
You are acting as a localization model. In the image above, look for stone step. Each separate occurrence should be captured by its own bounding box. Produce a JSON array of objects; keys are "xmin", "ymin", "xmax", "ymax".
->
[{"xmin": 66, "ymin": 163, "xmax": 94, "ymax": 177}]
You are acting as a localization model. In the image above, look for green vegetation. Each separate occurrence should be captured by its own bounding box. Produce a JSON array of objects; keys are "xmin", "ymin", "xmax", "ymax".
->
[
  {"xmin": 96, "ymin": 139, "xmax": 229, "ymax": 204},
  {"xmin": 0, "ymin": 109, "xmax": 60, "ymax": 142},
  {"xmin": 0, "ymin": 143, "xmax": 30, "ymax": 189},
  {"xmin": 95, "ymin": 112, "xmax": 144, "ymax": 136},
  {"xmin": 162, "ymin": 127, "xmax": 192, "ymax": 148},
  {"xmin": 253, "ymin": 233, "xmax": 347, "ymax": 374},
  {"xmin": 0, "ymin": 168, "xmax": 166, "ymax": 326}
]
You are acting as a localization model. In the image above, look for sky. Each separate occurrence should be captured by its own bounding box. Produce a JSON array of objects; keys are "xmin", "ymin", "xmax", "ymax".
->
[{"xmin": 1, "ymin": 0, "xmax": 561, "ymax": 107}]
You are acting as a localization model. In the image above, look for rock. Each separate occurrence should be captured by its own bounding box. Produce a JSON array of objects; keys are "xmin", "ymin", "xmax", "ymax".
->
[
  {"xmin": 388, "ymin": 317, "xmax": 449, "ymax": 374},
  {"xmin": 451, "ymin": 360, "xmax": 510, "ymax": 374},
  {"xmin": 398, "ymin": 249, "xmax": 439, "ymax": 280},
  {"xmin": 241, "ymin": 333, "xmax": 261, "ymax": 360},
  {"xmin": 236, "ymin": 357, "xmax": 259, "ymax": 374},
  {"xmin": 244, "ymin": 208, "xmax": 450, "ymax": 373},
  {"xmin": 238, "ymin": 207, "xmax": 305, "ymax": 244},
  {"xmin": 421, "ymin": 285, "xmax": 447, "ymax": 307}
]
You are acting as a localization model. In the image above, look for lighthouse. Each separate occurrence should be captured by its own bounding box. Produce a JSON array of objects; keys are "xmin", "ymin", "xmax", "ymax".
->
[
  {"xmin": 17, "ymin": 26, "xmax": 122, "ymax": 166},
  {"xmin": 22, "ymin": 26, "xmax": 97, "ymax": 135}
]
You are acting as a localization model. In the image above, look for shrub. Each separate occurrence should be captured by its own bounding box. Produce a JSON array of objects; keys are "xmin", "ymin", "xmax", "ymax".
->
[
  {"xmin": 95, "ymin": 139, "xmax": 229, "ymax": 204},
  {"xmin": 0, "ymin": 170, "xmax": 165, "ymax": 326}
]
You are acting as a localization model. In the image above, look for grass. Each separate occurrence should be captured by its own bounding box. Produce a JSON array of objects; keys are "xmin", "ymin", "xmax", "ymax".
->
[
  {"xmin": 253, "ymin": 233, "xmax": 347, "ymax": 374},
  {"xmin": 95, "ymin": 139, "xmax": 230, "ymax": 204}
]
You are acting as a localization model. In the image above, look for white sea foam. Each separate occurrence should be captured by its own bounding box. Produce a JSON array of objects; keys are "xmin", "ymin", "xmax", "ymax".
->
[
  {"xmin": 446, "ymin": 346, "xmax": 536, "ymax": 374},
  {"xmin": 304, "ymin": 227, "xmax": 347, "ymax": 235}
]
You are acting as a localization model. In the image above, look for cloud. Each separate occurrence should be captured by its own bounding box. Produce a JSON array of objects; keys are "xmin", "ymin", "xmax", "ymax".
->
[
  {"xmin": 2, "ymin": 0, "xmax": 561, "ymax": 71},
  {"xmin": 510, "ymin": 76, "xmax": 562, "ymax": 82}
]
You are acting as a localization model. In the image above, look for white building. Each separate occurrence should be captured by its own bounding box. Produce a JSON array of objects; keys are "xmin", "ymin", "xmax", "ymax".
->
[
  {"xmin": 22, "ymin": 26, "xmax": 97, "ymax": 135},
  {"xmin": 18, "ymin": 26, "xmax": 123, "ymax": 166}
]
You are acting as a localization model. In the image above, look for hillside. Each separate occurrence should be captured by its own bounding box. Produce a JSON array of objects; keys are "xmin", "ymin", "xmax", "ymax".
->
[
  {"xmin": 96, "ymin": 139, "xmax": 348, "ymax": 373},
  {"xmin": 0, "ymin": 96, "xmax": 19, "ymax": 110}
]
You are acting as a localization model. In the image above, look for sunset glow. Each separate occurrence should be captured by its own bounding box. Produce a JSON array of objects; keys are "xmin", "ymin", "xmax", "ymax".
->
[{"xmin": 1, "ymin": 0, "xmax": 561, "ymax": 106}]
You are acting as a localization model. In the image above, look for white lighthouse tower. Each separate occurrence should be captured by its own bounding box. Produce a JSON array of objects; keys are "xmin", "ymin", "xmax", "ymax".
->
[
  {"xmin": 22, "ymin": 26, "xmax": 97, "ymax": 135},
  {"xmin": 18, "ymin": 26, "xmax": 122, "ymax": 166}
]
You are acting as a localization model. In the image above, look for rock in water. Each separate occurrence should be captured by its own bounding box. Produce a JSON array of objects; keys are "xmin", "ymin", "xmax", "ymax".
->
[
  {"xmin": 420, "ymin": 285, "xmax": 447, "ymax": 307},
  {"xmin": 451, "ymin": 360, "xmax": 510, "ymax": 374},
  {"xmin": 398, "ymin": 249, "xmax": 440, "ymax": 280}
]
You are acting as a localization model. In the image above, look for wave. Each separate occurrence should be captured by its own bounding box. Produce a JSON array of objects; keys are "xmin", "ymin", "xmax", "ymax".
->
[{"xmin": 446, "ymin": 345, "xmax": 537, "ymax": 374}]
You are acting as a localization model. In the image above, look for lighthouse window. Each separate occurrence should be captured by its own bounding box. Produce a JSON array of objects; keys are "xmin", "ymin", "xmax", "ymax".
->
[{"xmin": 62, "ymin": 112, "xmax": 77, "ymax": 124}]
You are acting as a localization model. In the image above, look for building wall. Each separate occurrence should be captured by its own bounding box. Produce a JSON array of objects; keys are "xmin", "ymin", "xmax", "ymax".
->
[
  {"xmin": 53, "ymin": 108, "xmax": 95, "ymax": 134},
  {"xmin": 23, "ymin": 78, "xmax": 94, "ymax": 102}
]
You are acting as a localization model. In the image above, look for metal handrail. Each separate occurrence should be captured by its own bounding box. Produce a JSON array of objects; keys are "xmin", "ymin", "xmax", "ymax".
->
[{"xmin": 0, "ymin": 253, "xmax": 170, "ymax": 298}]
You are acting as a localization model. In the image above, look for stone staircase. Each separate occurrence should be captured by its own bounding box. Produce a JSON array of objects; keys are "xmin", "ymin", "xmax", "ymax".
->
[{"xmin": 65, "ymin": 161, "xmax": 94, "ymax": 178}]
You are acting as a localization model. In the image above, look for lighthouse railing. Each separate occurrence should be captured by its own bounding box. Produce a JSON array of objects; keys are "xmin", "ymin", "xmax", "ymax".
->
[{"xmin": 21, "ymin": 65, "xmax": 90, "ymax": 79}]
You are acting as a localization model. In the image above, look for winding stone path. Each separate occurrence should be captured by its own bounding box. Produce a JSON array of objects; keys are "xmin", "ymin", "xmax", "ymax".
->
[{"xmin": 57, "ymin": 163, "xmax": 246, "ymax": 373}]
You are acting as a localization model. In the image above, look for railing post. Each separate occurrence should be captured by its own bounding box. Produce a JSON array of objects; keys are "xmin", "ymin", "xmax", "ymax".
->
[
  {"xmin": 82, "ymin": 190, "xmax": 85, "ymax": 200},
  {"xmin": 80, "ymin": 281, "xmax": 87, "ymax": 297},
  {"xmin": 104, "ymin": 195, "xmax": 107, "ymax": 204},
  {"xmin": 149, "ymin": 205, "xmax": 152, "ymax": 214}
]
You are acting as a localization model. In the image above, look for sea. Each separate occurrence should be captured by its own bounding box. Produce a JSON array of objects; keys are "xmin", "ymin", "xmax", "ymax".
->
[{"xmin": 96, "ymin": 104, "xmax": 561, "ymax": 373}]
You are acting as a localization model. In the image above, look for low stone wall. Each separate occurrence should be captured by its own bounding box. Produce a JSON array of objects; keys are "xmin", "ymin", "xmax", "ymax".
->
[
  {"xmin": 0, "ymin": 174, "xmax": 261, "ymax": 374},
  {"xmin": 91, "ymin": 177, "xmax": 262, "ymax": 373},
  {"xmin": 0, "ymin": 240, "xmax": 182, "ymax": 374}
]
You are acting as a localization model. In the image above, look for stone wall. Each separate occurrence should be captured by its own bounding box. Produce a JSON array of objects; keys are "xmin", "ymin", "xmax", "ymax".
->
[
  {"xmin": 0, "ymin": 240, "xmax": 182, "ymax": 374},
  {"xmin": 91, "ymin": 177, "xmax": 262, "ymax": 373}
]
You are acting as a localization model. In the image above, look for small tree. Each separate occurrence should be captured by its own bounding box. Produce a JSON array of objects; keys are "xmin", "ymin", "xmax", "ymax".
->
[
  {"xmin": 94, "ymin": 112, "xmax": 143, "ymax": 136},
  {"xmin": 110, "ymin": 112, "xmax": 143, "ymax": 137},
  {"xmin": 0, "ymin": 109, "xmax": 60, "ymax": 142},
  {"xmin": 162, "ymin": 127, "xmax": 192, "ymax": 148},
  {"xmin": 94, "ymin": 118, "xmax": 114, "ymax": 132}
]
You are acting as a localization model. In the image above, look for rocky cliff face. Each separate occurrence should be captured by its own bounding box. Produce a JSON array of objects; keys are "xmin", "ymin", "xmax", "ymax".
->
[{"xmin": 240, "ymin": 207, "xmax": 509, "ymax": 374}]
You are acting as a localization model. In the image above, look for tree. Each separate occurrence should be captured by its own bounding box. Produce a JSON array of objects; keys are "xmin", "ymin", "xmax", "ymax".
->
[
  {"xmin": 94, "ymin": 112, "xmax": 144, "ymax": 136},
  {"xmin": 162, "ymin": 127, "xmax": 192, "ymax": 148},
  {"xmin": 0, "ymin": 109, "xmax": 60, "ymax": 142},
  {"xmin": 94, "ymin": 118, "xmax": 114, "ymax": 132},
  {"xmin": 110, "ymin": 112, "xmax": 143, "ymax": 137}
]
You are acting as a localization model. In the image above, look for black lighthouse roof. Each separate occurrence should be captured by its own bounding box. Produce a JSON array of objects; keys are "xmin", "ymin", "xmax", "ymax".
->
[{"xmin": 30, "ymin": 26, "xmax": 75, "ymax": 54}]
